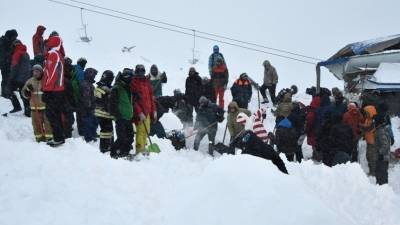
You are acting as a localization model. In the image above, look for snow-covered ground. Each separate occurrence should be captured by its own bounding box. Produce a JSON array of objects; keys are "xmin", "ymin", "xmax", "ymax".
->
[{"xmin": 0, "ymin": 92, "xmax": 399, "ymax": 225}]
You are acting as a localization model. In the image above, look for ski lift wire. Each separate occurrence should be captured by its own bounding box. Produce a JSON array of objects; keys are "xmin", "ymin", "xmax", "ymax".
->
[
  {"xmin": 68, "ymin": 0, "xmax": 322, "ymax": 61},
  {"xmin": 48, "ymin": 0, "xmax": 316, "ymax": 65}
]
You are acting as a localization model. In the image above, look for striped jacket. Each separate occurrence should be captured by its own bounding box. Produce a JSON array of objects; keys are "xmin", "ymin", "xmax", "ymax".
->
[{"xmin": 236, "ymin": 108, "xmax": 269, "ymax": 142}]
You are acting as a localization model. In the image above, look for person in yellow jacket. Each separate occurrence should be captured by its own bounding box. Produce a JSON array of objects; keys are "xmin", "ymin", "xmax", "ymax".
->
[
  {"xmin": 361, "ymin": 105, "xmax": 377, "ymax": 176},
  {"xmin": 21, "ymin": 64, "xmax": 53, "ymax": 142}
]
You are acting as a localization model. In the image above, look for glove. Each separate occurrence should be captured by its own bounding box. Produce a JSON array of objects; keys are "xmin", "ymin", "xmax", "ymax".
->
[
  {"xmin": 139, "ymin": 112, "xmax": 146, "ymax": 121},
  {"xmin": 391, "ymin": 137, "xmax": 395, "ymax": 146}
]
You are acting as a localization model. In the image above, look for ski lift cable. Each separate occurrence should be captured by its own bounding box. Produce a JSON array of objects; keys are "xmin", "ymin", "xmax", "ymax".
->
[
  {"xmin": 68, "ymin": 0, "xmax": 322, "ymax": 61},
  {"xmin": 48, "ymin": 0, "xmax": 316, "ymax": 65}
]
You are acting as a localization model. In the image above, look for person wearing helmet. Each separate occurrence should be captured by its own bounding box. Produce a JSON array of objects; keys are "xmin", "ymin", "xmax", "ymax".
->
[
  {"xmin": 230, "ymin": 73, "xmax": 252, "ymax": 109},
  {"xmin": 146, "ymin": 64, "xmax": 167, "ymax": 97},
  {"xmin": 211, "ymin": 57, "xmax": 229, "ymax": 108},
  {"xmin": 95, "ymin": 70, "xmax": 115, "ymax": 152},
  {"xmin": 110, "ymin": 68, "xmax": 134, "ymax": 158},
  {"xmin": 208, "ymin": 45, "xmax": 226, "ymax": 75},
  {"xmin": 131, "ymin": 64, "xmax": 157, "ymax": 155},
  {"xmin": 260, "ymin": 60, "xmax": 278, "ymax": 105},
  {"xmin": 21, "ymin": 64, "xmax": 53, "ymax": 142},
  {"xmin": 79, "ymin": 68, "xmax": 98, "ymax": 142},
  {"xmin": 193, "ymin": 96, "xmax": 224, "ymax": 156}
]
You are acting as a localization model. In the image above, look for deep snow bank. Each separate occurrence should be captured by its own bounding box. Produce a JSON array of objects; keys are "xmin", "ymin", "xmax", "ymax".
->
[{"xmin": 0, "ymin": 113, "xmax": 399, "ymax": 225}]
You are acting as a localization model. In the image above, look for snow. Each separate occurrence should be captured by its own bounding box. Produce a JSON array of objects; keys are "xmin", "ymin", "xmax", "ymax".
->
[
  {"xmin": 0, "ymin": 94, "xmax": 400, "ymax": 225},
  {"xmin": 1, "ymin": 1, "xmax": 400, "ymax": 224},
  {"xmin": 372, "ymin": 63, "xmax": 400, "ymax": 83}
]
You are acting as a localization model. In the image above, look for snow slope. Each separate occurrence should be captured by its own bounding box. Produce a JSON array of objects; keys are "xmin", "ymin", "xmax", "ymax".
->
[{"xmin": 0, "ymin": 95, "xmax": 399, "ymax": 225}]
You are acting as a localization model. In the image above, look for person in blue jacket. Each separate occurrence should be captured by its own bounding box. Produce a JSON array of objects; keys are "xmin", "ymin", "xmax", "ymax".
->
[{"xmin": 208, "ymin": 45, "xmax": 226, "ymax": 75}]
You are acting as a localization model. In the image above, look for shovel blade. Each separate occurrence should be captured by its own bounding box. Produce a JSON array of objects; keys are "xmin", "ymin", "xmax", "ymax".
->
[{"xmin": 148, "ymin": 143, "xmax": 161, "ymax": 153}]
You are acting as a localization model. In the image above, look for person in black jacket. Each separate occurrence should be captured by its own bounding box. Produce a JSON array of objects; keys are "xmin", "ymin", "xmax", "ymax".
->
[
  {"xmin": 95, "ymin": 70, "xmax": 115, "ymax": 152},
  {"xmin": 5, "ymin": 40, "xmax": 31, "ymax": 116},
  {"xmin": 200, "ymin": 77, "xmax": 216, "ymax": 104},
  {"xmin": 185, "ymin": 67, "xmax": 202, "ymax": 111},
  {"xmin": 230, "ymin": 130, "xmax": 288, "ymax": 174},
  {"xmin": 193, "ymin": 96, "xmax": 224, "ymax": 156},
  {"xmin": 322, "ymin": 114, "xmax": 353, "ymax": 167},
  {"xmin": 287, "ymin": 102, "xmax": 307, "ymax": 162},
  {"xmin": 275, "ymin": 118, "xmax": 299, "ymax": 162},
  {"xmin": 0, "ymin": 29, "xmax": 18, "ymax": 99},
  {"xmin": 79, "ymin": 68, "xmax": 98, "ymax": 142},
  {"xmin": 230, "ymin": 73, "xmax": 252, "ymax": 109},
  {"xmin": 63, "ymin": 57, "xmax": 75, "ymax": 138}
]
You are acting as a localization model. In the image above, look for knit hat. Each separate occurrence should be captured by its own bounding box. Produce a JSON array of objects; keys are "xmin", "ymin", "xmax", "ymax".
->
[{"xmin": 32, "ymin": 64, "xmax": 43, "ymax": 73}]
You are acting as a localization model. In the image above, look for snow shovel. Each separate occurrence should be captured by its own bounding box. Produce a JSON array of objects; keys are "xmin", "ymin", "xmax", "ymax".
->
[{"xmin": 143, "ymin": 120, "xmax": 161, "ymax": 153}]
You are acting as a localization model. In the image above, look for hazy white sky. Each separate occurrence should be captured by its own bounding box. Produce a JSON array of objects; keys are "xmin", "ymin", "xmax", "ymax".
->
[{"xmin": 1, "ymin": 0, "xmax": 399, "ymax": 93}]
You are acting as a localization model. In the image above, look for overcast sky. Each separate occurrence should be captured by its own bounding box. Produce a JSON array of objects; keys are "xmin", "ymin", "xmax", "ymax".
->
[{"xmin": 1, "ymin": 0, "xmax": 399, "ymax": 93}]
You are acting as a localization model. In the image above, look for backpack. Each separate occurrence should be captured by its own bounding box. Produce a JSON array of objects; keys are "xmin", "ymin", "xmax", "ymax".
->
[
  {"xmin": 71, "ymin": 67, "xmax": 80, "ymax": 106},
  {"xmin": 275, "ymin": 127, "xmax": 298, "ymax": 153}
]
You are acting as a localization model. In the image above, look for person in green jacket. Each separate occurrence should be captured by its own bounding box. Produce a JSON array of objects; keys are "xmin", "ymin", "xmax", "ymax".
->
[
  {"xmin": 146, "ymin": 64, "xmax": 167, "ymax": 97},
  {"xmin": 227, "ymin": 101, "xmax": 251, "ymax": 140},
  {"xmin": 109, "ymin": 68, "xmax": 134, "ymax": 158}
]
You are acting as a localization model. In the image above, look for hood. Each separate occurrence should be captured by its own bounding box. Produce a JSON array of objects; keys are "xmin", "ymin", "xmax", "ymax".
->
[
  {"xmin": 228, "ymin": 101, "xmax": 239, "ymax": 111},
  {"xmin": 310, "ymin": 96, "xmax": 321, "ymax": 109},
  {"xmin": 150, "ymin": 64, "xmax": 158, "ymax": 76},
  {"xmin": 84, "ymin": 68, "xmax": 98, "ymax": 83},
  {"xmin": 263, "ymin": 60, "xmax": 271, "ymax": 68},
  {"xmin": 278, "ymin": 118, "xmax": 292, "ymax": 128},
  {"xmin": 5, "ymin": 29, "xmax": 18, "ymax": 41},
  {"xmin": 14, "ymin": 43, "xmax": 27, "ymax": 53},
  {"xmin": 46, "ymin": 36, "xmax": 62, "ymax": 50},
  {"xmin": 363, "ymin": 105, "xmax": 377, "ymax": 119},
  {"xmin": 36, "ymin": 25, "xmax": 46, "ymax": 35}
]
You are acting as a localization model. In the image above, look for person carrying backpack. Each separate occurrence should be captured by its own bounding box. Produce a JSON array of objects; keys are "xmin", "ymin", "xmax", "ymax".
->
[
  {"xmin": 95, "ymin": 70, "xmax": 115, "ymax": 152},
  {"xmin": 193, "ymin": 96, "xmax": 224, "ymax": 156},
  {"xmin": 71, "ymin": 57, "xmax": 87, "ymax": 136},
  {"xmin": 208, "ymin": 45, "xmax": 226, "ymax": 75},
  {"xmin": 110, "ymin": 69, "xmax": 134, "ymax": 158},
  {"xmin": 146, "ymin": 64, "xmax": 167, "ymax": 97},
  {"xmin": 21, "ymin": 64, "xmax": 53, "ymax": 142},
  {"xmin": 4, "ymin": 40, "xmax": 31, "ymax": 117},
  {"xmin": 211, "ymin": 57, "xmax": 229, "ymax": 108},
  {"xmin": 79, "ymin": 68, "xmax": 98, "ymax": 142},
  {"xmin": 275, "ymin": 118, "xmax": 299, "ymax": 162},
  {"xmin": 230, "ymin": 73, "xmax": 252, "ymax": 109}
]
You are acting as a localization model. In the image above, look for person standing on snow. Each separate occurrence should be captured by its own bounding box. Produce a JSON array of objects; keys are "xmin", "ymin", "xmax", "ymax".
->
[
  {"xmin": 361, "ymin": 105, "xmax": 378, "ymax": 176},
  {"xmin": 4, "ymin": 40, "xmax": 31, "ymax": 117},
  {"xmin": 79, "ymin": 68, "xmax": 98, "ymax": 142},
  {"xmin": 201, "ymin": 76, "xmax": 216, "ymax": 104},
  {"xmin": 305, "ymin": 96, "xmax": 321, "ymax": 161},
  {"xmin": 259, "ymin": 60, "xmax": 278, "ymax": 105},
  {"xmin": 274, "ymin": 92, "xmax": 293, "ymax": 125},
  {"xmin": 21, "ymin": 64, "xmax": 53, "ymax": 142},
  {"xmin": 230, "ymin": 73, "xmax": 252, "ymax": 109},
  {"xmin": 374, "ymin": 114, "xmax": 391, "ymax": 185},
  {"xmin": 275, "ymin": 85, "xmax": 298, "ymax": 106},
  {"xmin": 211, "ymin": 57, "xmax": 229, "ymax": 108},
  {"xmin": 342, "ymin": 103, "xmax": 365, "ymax": 162},
  {"xmin": 42, "ymin": 35, "xmax": 66, "ymax": 147},
  {"xmin": 110, "ymin": 69, "xmax": 134, "ymax": 158},
  {"xmin": 146, "ymin": 64, "xmax": 167, "ymax": 98},
  {"xmin": 131, "ymin": 64, "xmax": 157, "ymax": 155},
  {"xmin": 72, "ymin": 57, "xmax": 87, "ymax": 136},
  {"xmin": 62, "ymin": 57, "xmax": 75, "ymax": 139},
  {"xmin": 32, "ymin": 25, "xmax": 46, "ymax": 57},
  {"xmin": 0, "ymin": 29, "xmax": 18, "ymax": 99},
  {"xmin": 193, "ymin": 96, "xmax": 224, "ymax": 156},
  {"xmin": 95, "ymin": 70, "xmax": 115, "ymax": 153},
  {"xmin": 208, "ymin": 45, "xmax": 226, "ymax": 75},
  {"xmin": 185, "ymin": 67, "xmax": 202, "ymax": 111}
]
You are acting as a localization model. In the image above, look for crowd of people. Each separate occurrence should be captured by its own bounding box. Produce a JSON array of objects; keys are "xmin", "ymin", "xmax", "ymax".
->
[{"xmin": 0, "ymin": 26, "xmax": 396, "ymax": 183}]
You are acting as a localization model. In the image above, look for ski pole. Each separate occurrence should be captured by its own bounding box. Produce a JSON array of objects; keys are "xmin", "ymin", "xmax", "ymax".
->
[{"xmin": 222, "ymin": 122, "xmax": 228, "ymax": 144}]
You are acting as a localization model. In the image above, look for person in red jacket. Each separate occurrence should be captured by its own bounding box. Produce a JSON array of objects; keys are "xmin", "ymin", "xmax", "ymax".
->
[
  {"xmin": 42, "ymin": 35, "xmax": 65, "ymax": 147},
  {"xmin": 131, "ymin": 64, "xmax": 157, "ymax": 154},
  {"xmin": 305, "ymin": 96, "xmax": 321, "ymax": 161},
  {"xmin": 343, "ymin": 102, "xmax": 365, "ymax": 162},
  {"xmin": 211, "ymin": 57, "xmax": 229, "ymax": 108},
  {"xmin": 32, "ymin": 25, "xmax": 46, "ymax": 57}
]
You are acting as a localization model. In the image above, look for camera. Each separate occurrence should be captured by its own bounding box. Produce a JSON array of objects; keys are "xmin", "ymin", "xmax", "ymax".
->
[{"xmin": 306, "ymin": 86, "xmax": 331, "ymax": 97}]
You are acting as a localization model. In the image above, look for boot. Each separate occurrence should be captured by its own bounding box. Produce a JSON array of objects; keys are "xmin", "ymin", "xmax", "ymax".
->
[
  {"xmin": 261, "ymin": 98, "xmax": 269, "ymax": 104},
  {"xmin": 47, "ymin": 139, "xmax": 65, "ymax": 147},
  {"xmin": 9, "ymin": 93, "xmax": 22, "ymax": 113},
  {"xmin": 208, "ymin": 142, "xmax": 214, "ymax": 157}
]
